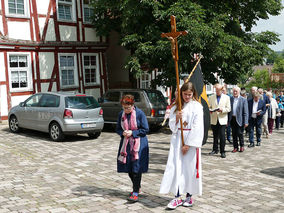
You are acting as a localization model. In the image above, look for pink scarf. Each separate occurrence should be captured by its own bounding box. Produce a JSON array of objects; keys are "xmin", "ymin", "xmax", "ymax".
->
[{"xmin": 118, "ymin": 108, "xmax": 140, "ymax": 164}]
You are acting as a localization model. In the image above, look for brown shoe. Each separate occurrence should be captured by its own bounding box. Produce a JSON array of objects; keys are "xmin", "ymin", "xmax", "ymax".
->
[
  {"xmin": 239, "ymin": 147, "xmax": 244, "ymax": 152},
  {"xmin": 232, "ymin": 148, "xmax": 238, "ymax": 153}
]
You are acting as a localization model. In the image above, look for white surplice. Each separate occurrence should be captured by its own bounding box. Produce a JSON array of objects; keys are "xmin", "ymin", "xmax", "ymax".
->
[{"xmin": 160, "ymin": 100, "xmax": 204, "ymax": 196}]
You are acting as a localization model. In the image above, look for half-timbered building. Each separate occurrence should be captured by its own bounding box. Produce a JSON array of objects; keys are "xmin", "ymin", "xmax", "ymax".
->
[{"xmin": 0, "ymin": 0, "xmax": 108, "ymax": 120}]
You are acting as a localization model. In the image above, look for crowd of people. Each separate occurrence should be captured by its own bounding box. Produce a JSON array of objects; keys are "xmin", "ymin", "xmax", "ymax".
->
[
  {"xmin": 209, "ymin": 84, "xmax": 284, "ymax": 158},
  {"xmin": 114, "ymin": 83, "xmax": 283, "ymax": 210}
]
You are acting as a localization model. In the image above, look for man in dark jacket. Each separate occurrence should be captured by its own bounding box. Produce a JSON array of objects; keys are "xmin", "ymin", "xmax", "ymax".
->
[
  {"xmin": 247, "ymin": 92, "xmax": 266, "ymax": 147},
  {"xmin": 228, "ymin": 87, "xmax": 249, "ymax": 152}
]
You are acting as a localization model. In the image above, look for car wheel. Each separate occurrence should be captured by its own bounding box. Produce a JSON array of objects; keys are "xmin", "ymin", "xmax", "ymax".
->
[
  {"xmin": 88, "ymin": 132, "xmax": 101, "ymax": 139},
  {"xmin": 49, "ymin": 122, "xmax": 64, "ymax": 142},
  {"xmin": 9, "ymin": 115, "xmax": 21, "ymax": 133}
]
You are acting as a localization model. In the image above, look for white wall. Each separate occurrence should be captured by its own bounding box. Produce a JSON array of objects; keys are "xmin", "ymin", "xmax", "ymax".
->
[
  {"xmin": 36, "ymin": 0, "xmax": 49, "ymax": 15},
  {"xmin": 39, "ymin": 52, "xmax": 54, "ymax": 79},
  {"xmin": 59, "ymin": 25, "xmax": 77, "ymax": 41},
  {"xmin": 85, "ymin": 88, "xmax": 100, "ymax": 99},
  {"xmin": 0, "ymin": 86, "xmax": 8, "ymax": 116},
  {"xmin": 0, "ymin": 53, "xmax": 6, "ymax": 81},
  {"xmin": 84, "ymin": 28, "xmax": 100, "ymax": 42},
  {"xmin": 45, "ymin": 19, "xmax": 56, "ymax": 41},
  {"xmin": 8, "ymin": 22, "xmax": 31, "ymax": 40},
  {"xmin": 11, "ymin": 95, "xmax": 31, "ymax": 108}
]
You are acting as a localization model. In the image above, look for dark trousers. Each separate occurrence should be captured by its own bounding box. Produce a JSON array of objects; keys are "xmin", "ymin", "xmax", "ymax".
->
[
  {"xmin": 128, "ymin": 172, "xmax": 142, "ymax": 193},
  {"xmin": 268, "ymin": 118, "xmax": 274, "ymax": 134},
  {"xmin": 226, "ymin": 124, "xmax": 231, "ymax": 142},
  {"xmin": 211, "ymin": 121, "xmax": 226, "ymax": 153},
  {"xmin": 249, "ymin": 118, "xmax": 262, "ymax": 144},
  {"xmin": 275, "ymin": 116, "xmax": 280, "ymax": 129},
  {"xmin": 281, "ymin": 111, "xmax": 284, "ymax": 127},
  {"xmin": 230, "ymin": 116, "xmax": 244, "ymax": 149}
]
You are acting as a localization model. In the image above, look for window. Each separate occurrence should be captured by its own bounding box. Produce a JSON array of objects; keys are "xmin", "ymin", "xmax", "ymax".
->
[
  {"xmin": 7, "ymin": 0, "xmax": 27, "ymax": 16},
  {"xmin": 83, "ymin": 0, "xmax": 94, "ymax": 23},
  {"xmin": 59, "ymin": 54, "xmax": 78, "ymax": 88},
  {"xmin": 39, "ymin": 95, "xmax": 60, "ymax": 107},
  {"xmin": 25, "ymin": 94, "xmax": 42, "ymax": 107},
  {"xmin": 83, "ymin": 54, "xmax": 100, "ymax": 85},
  {"xmin": 104, "ymin": 92, "xmax": 120, "ymax": 102},
  {"xmin": 8, "ymin": 54, "xmax": 32, "ymax": 91},
  {"xmin": 58, "ymin": 0, "xmax": 74, "ymax": 21},
  {"xmin": 140, "ymin": 72, "xmax": 151, "ymax": 89}
]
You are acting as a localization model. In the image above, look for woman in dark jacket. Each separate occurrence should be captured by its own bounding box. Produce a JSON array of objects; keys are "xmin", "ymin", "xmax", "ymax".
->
[{"xmin": 116, "ymin": 94, "xmax": 149, "ymax": 202}]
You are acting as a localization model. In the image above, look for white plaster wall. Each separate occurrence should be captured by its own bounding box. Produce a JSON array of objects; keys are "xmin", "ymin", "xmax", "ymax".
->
[
  {"xmin": 8, "ymin": 22, "xmax": 31, "ymax": 40},
  {"xmin": 11, "ymin": 95, "xmax": 31, "ymax": 108},
  {"xmin": 84, "ymin": 28, "xmax": 100, "ymax": 42},
  {"xmin": 0, "ymin": 17, "xmax": 3, "ymax": 34},
  {"xmin": 85, "ymin": 88, "xmax": 100, "ymax": 99},
  {"xmin": 36, "ymin": 0, "xmax": 49, "ymax": 15},
  {"xmin": 41, "ymin": 83, "xmax": 49, "ymax": 92},
  {"xmin": 39, "ymin": 52, "xmax": 54, "ymax": 79},
  {"xmin": 59, "ymin": 25, "xmax": 77, "ymax": 41},
  {"xmin": 0, "ymin": 86, "xmax": 8, "ymax": 116},
  {"xmin": 45, "ymin": 19, "xmax": 56, "ymax": 41},
  {"xmin": 0, "ymin": 53, "xmax": 6, "ymax": 81}
]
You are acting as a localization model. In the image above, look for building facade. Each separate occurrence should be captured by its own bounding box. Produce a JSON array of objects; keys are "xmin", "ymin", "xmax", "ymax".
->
[{"xmin": 0, "ymin": 0, "xmax": 108, "ymax": 120}]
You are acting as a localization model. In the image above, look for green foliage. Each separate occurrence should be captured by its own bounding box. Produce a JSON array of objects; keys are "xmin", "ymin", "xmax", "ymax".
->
[
  {"xmin": 91, "ymin": 0, "xmax": 283, "ymax": 87},
  {"xmin": 272, "ymin": 59, "xmax": 284, "ymax": 73},
  {"xmin": 245, "ymin": 69, "xmax": 270, "ymax": 89}
]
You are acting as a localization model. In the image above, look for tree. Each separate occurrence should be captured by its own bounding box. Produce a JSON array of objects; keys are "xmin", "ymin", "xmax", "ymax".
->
[
  {"xmin": 91, "ymin": 0, "xmax": 282, "ymax": 87},
  {"xmin": 272, "ymin": 59, "xmax": 284, "ymax": 73},
  {"xmin": 245, "ymin": 69, "xmax": 270, "ymax": 89}
]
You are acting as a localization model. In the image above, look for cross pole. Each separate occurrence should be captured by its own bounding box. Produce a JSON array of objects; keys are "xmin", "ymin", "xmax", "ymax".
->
[{"xmin": 161, "ymin": 15, "xmax": 188, "ymax": 147}]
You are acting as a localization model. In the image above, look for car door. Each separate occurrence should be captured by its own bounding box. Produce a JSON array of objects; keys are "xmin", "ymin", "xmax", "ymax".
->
[
  {"xmin": 37, "ymin": 94, "xmax": 60, "ymax": 132},
  {"xmin": 101, "ymin": 91, "xmax": 121, "ymax": 123},
  {"xmin": 18, "ymin": 94, "xmax": 42, "ymax": 130}
]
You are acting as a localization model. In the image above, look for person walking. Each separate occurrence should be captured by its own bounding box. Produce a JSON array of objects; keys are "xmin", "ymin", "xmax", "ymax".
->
[
  {"xmin": 160, "ymin": 82, "xmax": 203, "ymax": 210},
  {"xmin": 116, "ymin": 95, "xmax": 149, "ymax": 202},
  {"xmin": 258, "ymin": 88, "xmax": 270, "ymax": 138},
  {"xmin": 222, "ymin": 86, "xmax": 232, "ymax": 144},
  {"xmin": 228, "ymin": 87, "xmax": 249, "ymax": 153},
  {"xmin": 266, "ymin": 92, "xmax": 278, "ymax": 134},
  {"xmin": 208, "ymin": 84, "xmax": 231, "ymax": 158},
  {"xmin": 247, "ymin": 92, "xmax": 266, "ymax": 147},
  {"xmin": 275, "ymin": 98, "xmax": 283, "ymax": 130}
]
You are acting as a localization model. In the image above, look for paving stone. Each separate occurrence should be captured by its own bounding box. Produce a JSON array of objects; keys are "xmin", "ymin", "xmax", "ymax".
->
[{"xmin": 0, "ymin": 125, "xmax": 283, "ymax": 212}]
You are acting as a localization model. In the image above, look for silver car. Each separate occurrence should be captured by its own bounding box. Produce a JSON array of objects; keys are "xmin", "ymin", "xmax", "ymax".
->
[{"xmin": 8, "ymin": 92, "xmax": 104, "ymax": 141}]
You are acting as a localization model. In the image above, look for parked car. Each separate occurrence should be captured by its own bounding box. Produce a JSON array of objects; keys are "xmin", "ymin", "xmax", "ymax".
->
[
  {"xmin": 98, "ymin": 89, "xmax": 167, "ymax": 129},
  {"xmin": 8, "ymin": 92, "xmax": 104, "ymax": 141}
]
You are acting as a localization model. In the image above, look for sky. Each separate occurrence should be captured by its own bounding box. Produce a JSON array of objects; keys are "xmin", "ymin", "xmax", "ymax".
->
[{"xmin": 252, "ymin": 1, "xmax": 284, "ymax": 52}]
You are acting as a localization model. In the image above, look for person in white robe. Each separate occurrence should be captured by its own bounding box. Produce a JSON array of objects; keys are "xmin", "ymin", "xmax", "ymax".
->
[{"xmin": 160, "ymin": 82, "xmax": 204, "ymax": 210}]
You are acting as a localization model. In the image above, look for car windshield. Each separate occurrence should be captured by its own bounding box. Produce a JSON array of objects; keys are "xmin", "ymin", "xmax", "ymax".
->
[
  {"xmin": 65, "ymin": 96, "xmax": 100, "ymax": 109},
  {"xmin": 145, "ymin": 90, "xmax": 167, "ymax": 105}
]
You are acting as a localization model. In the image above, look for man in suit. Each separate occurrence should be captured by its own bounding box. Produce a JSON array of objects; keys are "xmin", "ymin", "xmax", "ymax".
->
[
  {"xmin": 229, "ymin": 87, "xmax": 249, "ymax": 153},
  {"xmin": 247, "ymin": 92, "xmax": 266, "ymax": 147},
  {"xmin": 209, "ymin": 84, "xmax": 231, "ymax": 158}
]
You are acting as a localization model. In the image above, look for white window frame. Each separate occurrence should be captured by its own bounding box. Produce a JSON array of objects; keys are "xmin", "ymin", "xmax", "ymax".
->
[
  {"xmin": 5, "ymin": 0, "xmax": 29, "ymax": 18},
  {"xmin": 140, "ymin": 72, "xmax": 151, "ymax": 89},
  {"xmin": 82, "ymin": 53, "xmax": 100, "ymax": 86},
  {"xmin": 7, "ymin": 52, "xmax": 33, "ymax": 92},
  {"xmin": 58, "ymin": 53, "xmax": 79, "ymax": 88},
  {"xmin": 57, "ymin": 0, "xmax": 76, "ymax": 22},
  {"xmin": 83, "ymin": 0, "xmax": 94, "ymax": 23}
]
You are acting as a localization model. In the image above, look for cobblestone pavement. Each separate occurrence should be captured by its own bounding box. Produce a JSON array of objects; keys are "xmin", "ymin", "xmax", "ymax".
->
[{"xmin": 0, "ymin": 123, "xmax": 283, "ymax": 213}]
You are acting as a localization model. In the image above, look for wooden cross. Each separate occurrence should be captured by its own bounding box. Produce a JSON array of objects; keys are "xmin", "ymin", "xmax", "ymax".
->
[{"xmin": 161, "ymin": 15, "xmax": 188, "ymax": 147}]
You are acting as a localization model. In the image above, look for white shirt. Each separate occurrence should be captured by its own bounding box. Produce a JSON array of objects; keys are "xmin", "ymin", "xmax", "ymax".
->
[
  {"xmin": 233, "ymin": 96, "xmax": 240, "ymax": 116},
  {"xmin": 252, "ymin": 100, "xmax": 259, "ymax": 118}
]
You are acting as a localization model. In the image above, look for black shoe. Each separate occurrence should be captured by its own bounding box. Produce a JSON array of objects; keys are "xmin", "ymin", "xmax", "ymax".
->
[
  {"xmin": 248, "ymin": 143, "xmax": 255, "ymax": 148},
  {"xmin": 209, "ymin": 150, "xmax": 218, "ymax": 155},
  {"xmin": 256, "ymin": 142, "xmax": 261, "ymax": 146},
  {"xmin": 221, "ymin": 153, "xmax": 226, "ymax": 158}
]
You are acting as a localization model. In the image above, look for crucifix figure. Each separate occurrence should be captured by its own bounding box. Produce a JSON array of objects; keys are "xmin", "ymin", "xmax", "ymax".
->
[{"xmin": 161, "ymin": 15, "xmax": 188, "ymax": 146}]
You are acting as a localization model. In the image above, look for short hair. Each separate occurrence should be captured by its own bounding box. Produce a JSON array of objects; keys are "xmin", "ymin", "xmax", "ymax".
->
[
  {"xmin": 240, "ymin": 90, "xmax": 246, "ymax": 96},
  {"xmin": 266, "ymin": 92, "xmax": 272, "ymax": 98},
  {"xmin": 233, "ymin": 86, "xmax": 240, "ymax": 92},
  {"xmin": 253, "ymin": 91, "xmax": 261, "ymax": 98},
  {"xmin": 120, "ymin": 95, "xmax": 135, "ymax": 105},
  {"xmin": 215, "ymin": 83, "xmax": 223, "ymax": 90}
]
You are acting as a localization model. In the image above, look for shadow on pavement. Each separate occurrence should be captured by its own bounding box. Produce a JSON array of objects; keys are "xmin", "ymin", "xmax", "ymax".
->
[
  {"xmin": 71, "ymin": 185, "xmax": 171, "ymax": 208},
  {"xmin": 260, "ymin": 167, "xmax": 284, "ymax": 178}
]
